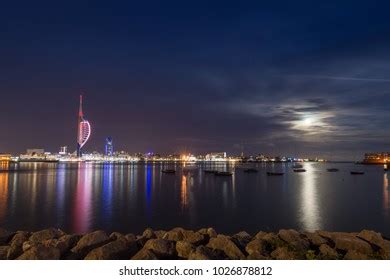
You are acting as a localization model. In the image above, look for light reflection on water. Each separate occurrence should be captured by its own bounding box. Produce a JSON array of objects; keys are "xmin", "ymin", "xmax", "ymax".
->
[{"xmin": 0, "ymin": 161, "xmax": 389, "ymax": 235}]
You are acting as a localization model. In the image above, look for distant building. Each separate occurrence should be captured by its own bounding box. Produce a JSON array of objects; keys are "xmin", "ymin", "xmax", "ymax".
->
[
  {"xmin": 0, "ymin": 154, "xmax": 11, "ymax": 161},
  {"xmin": 105, "ymin": 137, "xmax": 114, "ymax": 156},
  {"xmin": 26, "ymin": 149, "xmax": 45, "ymax": 156},
  {"xmin": 59, "ymin": 146, "xmax": 68, "ymax": 155},
  {"xmin": 363, "ymin": 153, "xmax": 389, "ymax": 164},
  {"xmin": 205, "ymin": 152, "xmax": 227, "ymax": 161}
]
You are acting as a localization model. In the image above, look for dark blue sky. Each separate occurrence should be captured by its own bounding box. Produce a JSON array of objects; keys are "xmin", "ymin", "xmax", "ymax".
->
[{"xmin": 1, "ymin": 1, "xmax": 390, "ymax": 159}]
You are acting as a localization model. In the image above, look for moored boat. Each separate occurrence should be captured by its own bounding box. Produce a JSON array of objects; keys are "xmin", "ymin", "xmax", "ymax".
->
[
  {"xmin": 327, "ymin": 168, "xmax": 339, "ymax": 172},
  {"xmin": 350, "ymin": 171, "xmax": 364, "ymax": 175},
  {"xmin": 293, "ymin": 168, "xmax": 306, "ymax": 173},
  {"xmin": 204, "ymin": 170, "xmax": 218, "ymax": 174}
]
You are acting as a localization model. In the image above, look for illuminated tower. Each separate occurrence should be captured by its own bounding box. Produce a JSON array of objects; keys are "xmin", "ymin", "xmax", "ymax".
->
[
  {"xmin": 77, "ymin": 95, "xmax": 91, "ymax": 157},
  {"xmin": 105, "ymin": 137, "xmax": 113, "ymax": 156}
]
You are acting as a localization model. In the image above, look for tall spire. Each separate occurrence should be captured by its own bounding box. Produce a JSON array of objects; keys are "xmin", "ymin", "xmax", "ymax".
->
[{"xmin": 79, "ymin": 94, "xmax": 84, "ymax": 119}]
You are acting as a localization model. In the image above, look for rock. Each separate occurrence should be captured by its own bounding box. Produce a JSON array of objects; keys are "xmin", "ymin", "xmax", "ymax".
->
[
  {"xmin": 344, "ymin": 250, "xmax": 368, "ymax": 260},
  {"xmin": 278, "ymin": 229, "xmax": 310, "ymax": 250},
  {"xmin": 357, "ymin": 230, "xmax": 390, "ymax": 254},
  {"xmin": 304, "ymin": 232, "xmax": 328, "ymax": 246},
  {"xmin": 207, "ymin": 235, "xmax": 245, "ymax": 259},
  {"xmin": 245, "ymin": 239, "xmax": 267, "ymax": 256},
  {"xmin": 7, "ymin": 231, "xmax": 30, "ymax": 259},
  {"xmin": 43, "ymin": 234, "xmax": 80, "ymax": 256},
  {"xmin": 0, "ymin": 228, "xmax": 14, "ymax": 245},
  {"xmin": 232, "ymin": 231, "xmax": 252, "ymax": 251},
  {"xmin": 163, "ymin": 230, "xmax": 184, "ymax": 241},
  {"xmin": 154, "ymin": 230, "xmax": 167, "ymax": 239},
  {"xmin": 131, "ymin": 248, "xmax": 158, "ymax": 260},
  {"xmin": 182, "ymin": 230, "xmax": 206, "ymax": 245},
  {"xmin": 0, "ymin": 246, "xmax": 10, "ymax": 260},
  {"xmin": 109, "ymin": 232, "xmax": 125, "ymax": 240},
  {"xmin": 207, "ymin": 228, "xmax": 217, "ymax": 238},
  {"xmin": 125, "ymin": 233, "xmax": 136, "ymax": 242},
  {"xmin": 176, "ymin": 241, "xmax": 195, "ymax": 259},
  {"xmin": 85, "ymin": 238, "xmax": 138, "ymax": 260},
  {"xmin": 255, "ymin": 231, "xmax": 268, "ymax": 240},
  {"xmin": 188, "ymin": 246, "xmax": 224, "ymax": 260},
  {"xmin": 17, "ymin": 245, "xmax": 61, "ymax": 260},
  {"xmin": 143, "ymin": 239, "xmax": 176, "ymax": 258},
  {"xmin": 317, "ymin": 231, "xmax": 355, "ymax": 242},
  {"xmin": 247, "ymin": 252, "xmax": 269, "ymax": 260},
  {"xmin": 319, "ymin": 244, "xmax": 339, "ymax": 259},
  {"xmin": 334, "ymin": 236, "xmax": 373, "ymax": 255},
  {"xmin": 22, "ymin": 241, "xmax": 36, "ymax": 252},
  {"xmin": 142, "ymin": 228, "xmax": 156, "ymax": 239},
  {"xmin": 71, "ymin": 230, "xmax": 110, "ymax": 257},
  {"xmin": 256, "ymin": 232, "xmax": 284, "ymax": 249},
  {"xmin": 271, "ymin": 247, "xmax": 300, "ymax": 260},
  {"xmin": 29, "ymin": 228, "xmax": 64, "ymax": 243}
]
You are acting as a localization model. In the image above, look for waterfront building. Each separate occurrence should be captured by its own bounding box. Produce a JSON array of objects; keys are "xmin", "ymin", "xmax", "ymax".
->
[
  {"xmin": 59, "ymin": 146, "xmax": 68, "ymax": 155},
  {"xmin": 105, "ymin": 137, "xmax": 113, "ymax": 156},
  {"xmin": 205, "ymin": 152, "xmax": 227, "ymax": 161},
  {"xmin": 363, "ymin": 153, "xmax": 389, "ymax": 164},
  {"xmin": 76, "ymin": 95, "xmax": 91, "ymax": 157},
  {"xmin": 0, "ymin": 154, "xmax": 11, "ymax": 161}
]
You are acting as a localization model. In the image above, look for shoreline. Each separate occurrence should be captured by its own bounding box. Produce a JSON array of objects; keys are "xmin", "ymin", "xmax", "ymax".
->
[{"xmin": 1, "ymin": 227, "xmax": 389, "ymax": 260}]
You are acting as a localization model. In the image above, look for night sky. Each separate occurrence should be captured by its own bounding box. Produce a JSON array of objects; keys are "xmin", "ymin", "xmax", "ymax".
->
[{"xmin": 1, "ymin": 1, "xmax": 390, "ymax": 160}]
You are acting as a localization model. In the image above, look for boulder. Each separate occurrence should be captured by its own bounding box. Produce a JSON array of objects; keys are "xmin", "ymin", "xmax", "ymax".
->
[
  {"xmin": 71, "ymin": 230, "xmax": 110, "ymax": 257},
  {"xmin": 143, "ymin": 239, "xmax": 176, "ymax": 258},
  {"xmin": 163, "ymin": 230, "xmax": 184, "ymax": 242},
  {"xmin": 29, "ymin": 228, "xmax": 64, "ymax": 243},
  {"xmin": 207, "ymin": 235, "xmax": 245, "ymax": 259},
  {"xmin": 176, "ymin": 241, "xmax": 195, "ymax": 259},
  {"xmin": 278, "ymin": 229, "xmax": 310, "ymax": 250},
  {"xmin": 131, "ymin": 248, "xmax": 158, "ymax": 260},
  {"xmin": 256, "ymin": 232, "xmax": 284, "ymax": 250},
  {"xmin": 7, "ymin": 231, "xmax": 30, "ymax": 259},
  {"xmin": 182, "ymin": 230, "xmax": 206, "ymax": 245},
  {"xmin": 334, "ymin": 236, "xmax": 373, "ymax": 255},
  {"xmin": 125, "ymin": 233, "xmax": 136, "ymax": 242},
  {"xmin": 344, "ymin": 250, "xmax": 368, "ymax": 260},
  {"xmin": 0, "ymin": 246, "xmax": 10, "ymax": 260},
  {"xmin": 319, "ymin": 244, "xmax": 338, "ymax": 259},
  {"xmin": 0, "ymin": 228, "xmax": 14, "ymax": 245},
  {"xmin": 43, "ymin": 234, "xmax": 80, "ymax": 256},
  {"xmin": 142, "ymin": 228, "xmax": 156, "ymax": 239},
  {"xmin": 154, "ymin": 230, "xmax": 167, "ymax": 239},
  {"xmin": 85, "ymin": 238, "xmax": 138, "ymax": 260},
  {"xmin": 17, "ymin": 245, "xmax": 61, "ymax": 260},
  {"xmin": 109, "ymin": 232, "xmax": 125, "ymax": 240},
  {"xmin": 245, "ymin": 239, "xmax": 267, "ymax": 256},
  {"xmin": 188, "ymin": 245, "xmax": 225, "ymax": 260},
  {"xmin": 270, "ymin": 247, "xmax": 300, "ymax": 260},
  {"xmin": 232, "ymin": 231, "xmax": 252, "ymax": 251},
  {"xmin": 247, "ymin": 252, "xmax": 269, "ymax": 260},
  {"xmin": 207, "ymin": 228, "xmax": 217, "ymax": 238},
  {"xmin": 357, "ymin": 230, "xmax": 390, "ymax": 254},
  {"xmin": 304, "ymin": 232, "xmax": 328, "ymax": 246}
]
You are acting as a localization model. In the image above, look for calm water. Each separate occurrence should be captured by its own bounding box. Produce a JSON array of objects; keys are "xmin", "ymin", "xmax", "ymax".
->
[{"xmin": 0, "ymin": 161, "xmax": 389, "ymax": 236}]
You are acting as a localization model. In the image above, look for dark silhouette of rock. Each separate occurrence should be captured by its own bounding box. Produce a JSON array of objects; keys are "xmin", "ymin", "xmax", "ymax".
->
[
  {"xmin": 17, "ymin": 245, "xmax": 61, "ymax": 260},
  {"xmin": 176, "ymin": 241, "xmax": 195, "ymax": 259},
  {"xmin": 85, "ymin": 238, "xmax": 138, "ymax": 260},
  {"xmin": 207, "ymin": 235, "xmax": 245, "ymax": 260},
  {"xmin": 71, "ymin": 230, "xmax": 110, "ymax": 258},
  {"xmin": 131, "ymin": 248, "xmax": 158, "ymax": 260},
  {"xmin": 143, "ymin": 239, "xmax": 176, "ymax": 258},
  {"xmin": 29, "ymin": 228, "xmax": 64, "ymax": 243}
]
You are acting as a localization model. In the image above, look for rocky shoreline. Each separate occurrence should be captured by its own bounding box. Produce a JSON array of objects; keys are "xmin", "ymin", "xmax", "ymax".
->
[{"xmin": 1, "ymin": 227, "xmax": 389, "ymax": 260}]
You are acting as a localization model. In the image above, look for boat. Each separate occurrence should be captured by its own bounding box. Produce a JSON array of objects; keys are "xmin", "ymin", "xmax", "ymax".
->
[
  {"xmin": 293, "ymin": 169, "xmax": 306, "ymax": 173},
  {"xmin": 292, "ymin": 164, "xmax": 303, "ymax": 169},
  {"xmin": 327, "ymin": 168, "xmax": 339, "ymax": 172},
  {"xmin": 350, "ymin": 171, "xmax": 364, "ymax": 175},
  {"xmin": 244, "ymin": 168, "xmax": 258, "ymax": 173},
  {"xmin": 214, "ymin": 171, "xmax": 233, "ymax": 176},
  {"xmin": 266, "ymin": 172, "xmax": 284, "ymax": 176},
  {"xmin": 162, "ymin": 169, "xmax": 176, "ymax": 174}
]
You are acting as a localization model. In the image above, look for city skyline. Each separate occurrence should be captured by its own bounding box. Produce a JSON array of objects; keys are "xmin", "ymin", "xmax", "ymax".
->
[{"xmin": 1, "ymin": 2, "xmax": 390, "ymax": 160}]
